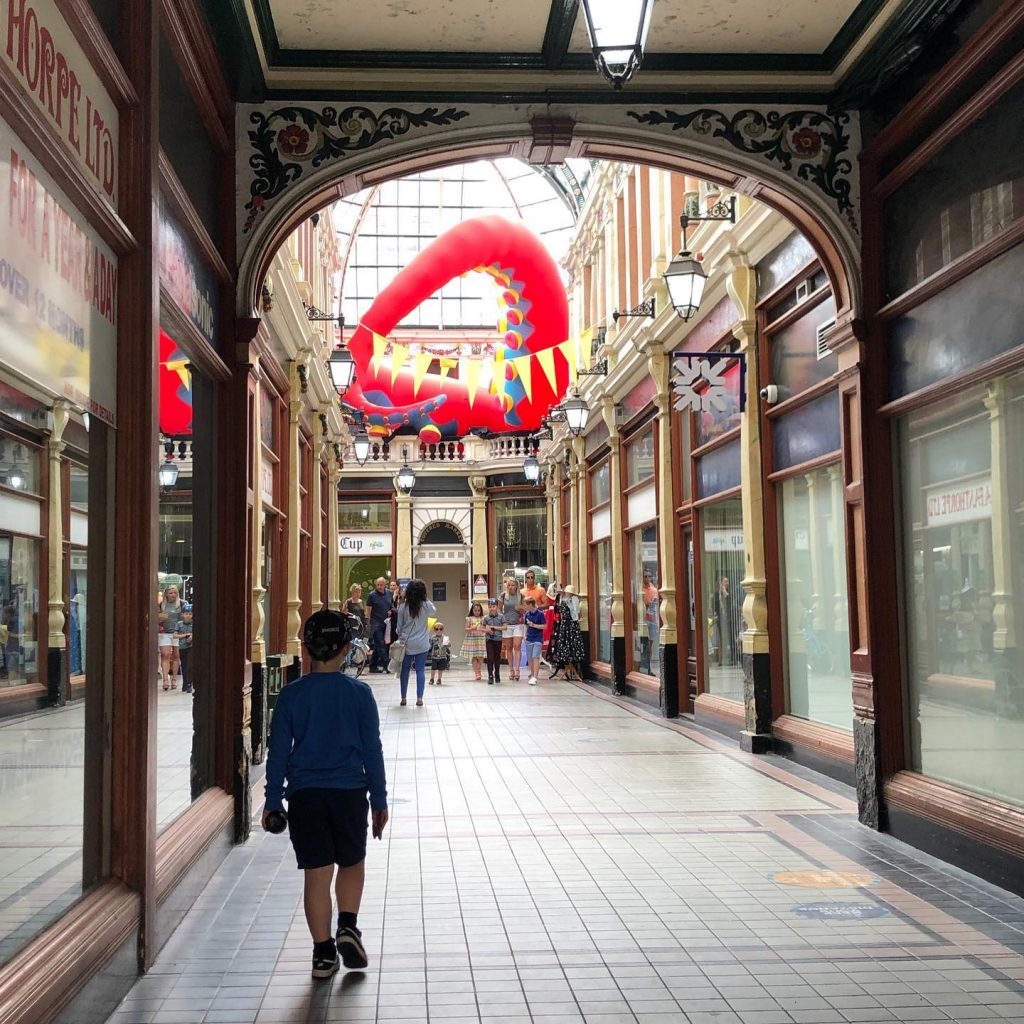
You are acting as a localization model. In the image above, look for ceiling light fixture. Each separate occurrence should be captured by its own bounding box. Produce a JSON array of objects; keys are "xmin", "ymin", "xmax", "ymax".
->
[{"xmin": 580, "ymin": 0, "xmax": 655, "ymax": 89}]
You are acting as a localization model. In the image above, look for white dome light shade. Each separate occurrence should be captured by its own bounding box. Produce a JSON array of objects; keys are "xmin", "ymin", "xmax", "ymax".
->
[
  {"xmin": 581, "ymin": 0, "xmax": 654, "ymax": 88},
  {"xmin": 158, "ymin": 460, "xmax": 179, "ymax": 488},
  {"xmin": 523, "ymin": 454, "xmax": 541, "ymax": 484},
  {"xmin": 663, "ymin": 251, "xmax": 708, "ymax": 322},
  {"xmin": 561, "ymin": 392, "xmax": 590, "ymax": 437},
  {"xmin": 352, "ymin": 429, "xmax": 371, "ymax": 465},
  {"xmin": 328, "ymin": 347, "xmax": 356, "ymax": 392},
  {"xmin": 397, "ymin": 462, "xmax": 416, "ymax": 493}
]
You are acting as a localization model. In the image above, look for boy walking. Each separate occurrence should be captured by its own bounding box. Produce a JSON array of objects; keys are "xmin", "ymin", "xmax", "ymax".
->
[
  {"xmin": 264, "ymin": 610, "xmax": 389, "ymax": 978},
  {"xmin": 523, "ymin": 597, "xmax": 546, "ymax": 686},
  {"xmin": 483, "ymin": 600, "xmax": 504, "ymax": 684}
]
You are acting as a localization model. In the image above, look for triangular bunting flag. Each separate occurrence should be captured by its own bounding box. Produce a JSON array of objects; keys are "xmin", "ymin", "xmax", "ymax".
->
[
  {"xmin": 578, "ymin": 327, "xmax": 594, "ymax": 370},
  {"xmin": 563, "ymin": 340, "xmax": 578, "ymax": 385},
  {"xmin": 479, "ymin": 359, "xmax": 493, "ymax": 391},
  {"xmin": 390, "ymin": 343, "xmax": 409, "ymax": 386},
  {"xmin": 535, "ymin": 346, "xmax": 558, "ymax": 393},
  {"xmin": 439, "ymin": 359, "xmax": 453, "ymax": 381},
  {"xmin": 518, "ymin": 355, "xmax": 533, "ymax": 404},
  {"xmin": 413, "ymin": 352, "xmax": 431, "ymax": 396},
  {"xmin": 464, "ymin": 358, "xmax": 482, "ymax": 407},
  {"xmin": 371, "ymin": 331, "xmax": 388, "ymax": 374}
]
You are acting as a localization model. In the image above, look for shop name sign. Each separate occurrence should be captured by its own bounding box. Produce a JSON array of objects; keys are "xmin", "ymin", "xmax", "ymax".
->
[
  {"xmin": 926, "ymin": 477, "xmax": 992, "ymax": 527},
  {"xmin": 339, "ymin": 532, "xmax": 392, "ymax": 556},
  {"xmin": 2, "ymin": 0, "xmax": 118, "ymax": 206},
  {"xmin": 159, "ymin": 201, "xmax": 218, "ymax": 346},
  {"xmin": 0, "ymin": 117, "xmax": 117, "ymax": 422}
]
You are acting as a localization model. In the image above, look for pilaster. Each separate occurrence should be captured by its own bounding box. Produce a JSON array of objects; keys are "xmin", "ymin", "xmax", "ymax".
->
[
  {"xmin": 727, "ymin": 250, "xmax": 772, "ymax": 752},
  {"xmin": 327, "ymin": 458, "xmax": 342, "ymax": 610},
  {"xmin": 310, "ymin": 407, "xmax": 328, "ymax": 609},
  {"xmin": 395, "ymin": 488, "xmax": 414, "ymax": 580},
  {"xmin": 601, "ymin": 398, "xmax": 626, "ymax": 694},
  {"xmin": 650, "ymin": 353, "xmax": 680, "ymax": 717},
  {"xmin": 469, "ymin": 475, "xmax": 489, "ymax": 580},
  {"xmin": 284, "ymin": 354, "xmax": 308, "ymax": 660},
  {"xmin": 250, "ymin": 361, "xmax": 266, "ymax": 666},
  {"xmin": 46, "ymin": 400, "xmax": 72, "ymax": 706}
]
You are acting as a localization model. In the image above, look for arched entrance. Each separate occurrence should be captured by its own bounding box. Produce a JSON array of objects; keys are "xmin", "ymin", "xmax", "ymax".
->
[{"xmin": 235, "ymin": 104, "xmax": 861, "ymax": 324}]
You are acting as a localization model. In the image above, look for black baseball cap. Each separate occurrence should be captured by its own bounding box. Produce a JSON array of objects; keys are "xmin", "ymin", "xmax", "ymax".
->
[{"xmin": 302, "ymin": 609, "xmax": 352, "ymax": 661}]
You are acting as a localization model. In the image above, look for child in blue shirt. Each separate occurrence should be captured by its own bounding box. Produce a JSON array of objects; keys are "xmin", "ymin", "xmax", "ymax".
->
[
  {"xmin": 523, "ymin": 597, "xmax": 547, "ymax": 686},
  {"xmin": 482, "ymin": 600, "xmax": 505, "ymax": 684},
  {"xmin": 264, "ymin": 609, "xmax": 389, "ymax": 979}
]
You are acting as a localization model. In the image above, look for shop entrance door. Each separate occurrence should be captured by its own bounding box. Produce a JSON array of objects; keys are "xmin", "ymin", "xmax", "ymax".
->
[{"xmin": 414, "ymin": 556, "xmax": 470, "ymax": 655}]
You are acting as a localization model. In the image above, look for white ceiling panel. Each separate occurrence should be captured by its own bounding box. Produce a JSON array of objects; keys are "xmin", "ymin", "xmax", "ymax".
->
[
  {"xmin": 568, "ymin": 0, "xmax": 861, "ymax": 55},
  {"xmin": 270, "ymin": 0, "xmax": 552, "ymax": 52}
]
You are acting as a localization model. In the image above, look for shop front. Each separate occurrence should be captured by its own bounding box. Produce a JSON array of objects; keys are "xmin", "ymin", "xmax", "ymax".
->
[{"xmin": 339, "ymin": 499, "xmax": 395, "ymax": 597}]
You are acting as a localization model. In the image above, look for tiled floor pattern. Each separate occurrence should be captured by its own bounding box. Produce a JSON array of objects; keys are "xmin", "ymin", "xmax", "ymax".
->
[
  {"xmin": 106, "ymin": 669, "xmax": 1024, "ymax": 1024},
  {"xmin": 0, "ymin": 687, "xmax": 195, "ymax": 963}
]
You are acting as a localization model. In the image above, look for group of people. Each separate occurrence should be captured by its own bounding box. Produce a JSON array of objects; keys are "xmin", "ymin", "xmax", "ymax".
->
[{"xmin": 157, "ymin": 582, "xmax": 193, "ymax": 693}]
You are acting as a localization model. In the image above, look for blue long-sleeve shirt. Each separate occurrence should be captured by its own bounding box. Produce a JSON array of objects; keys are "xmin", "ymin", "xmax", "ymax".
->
[{"xmin": 265, "ymin": 670, "xmax": 387, "ymax": 812}]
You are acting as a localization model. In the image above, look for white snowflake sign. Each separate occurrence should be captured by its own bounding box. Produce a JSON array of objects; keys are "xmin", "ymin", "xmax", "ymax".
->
[{"xmin": 672, "ymin": 353, "xmax": 745, "ymax": 414}]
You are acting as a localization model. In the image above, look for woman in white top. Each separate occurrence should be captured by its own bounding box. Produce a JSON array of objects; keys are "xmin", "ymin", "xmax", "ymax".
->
[
  {"xmin": 498, "ymin": 576, "xmax": 525, "ymax": 682},
  {"xmin": 396, "ymin": 578, "xmax": 436, "ymax": 707}
]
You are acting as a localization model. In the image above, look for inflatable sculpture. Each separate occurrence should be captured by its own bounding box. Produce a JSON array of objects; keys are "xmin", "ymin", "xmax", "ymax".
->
[
  {"xmin": 343, "ymin": 215, "xmax": 571, "ymax": 440},
  {"xmin": 159, "ymin": 328, "xmax": 193, "ymax": 435}
]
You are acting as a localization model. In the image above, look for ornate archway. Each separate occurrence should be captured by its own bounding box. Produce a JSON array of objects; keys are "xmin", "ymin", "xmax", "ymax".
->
[{"xmin": 236, "ymin": 100, "xmax": 861, "ymax": 324}]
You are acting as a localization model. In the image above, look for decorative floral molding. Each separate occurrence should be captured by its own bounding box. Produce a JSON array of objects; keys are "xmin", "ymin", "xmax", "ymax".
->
[
  {"xmin": 243, "ymin": 105, "xmax": 471, "ymax": 233},
  {"xmin": 628, "ymin": 108, "xmax": 855, "ymax": 227}
]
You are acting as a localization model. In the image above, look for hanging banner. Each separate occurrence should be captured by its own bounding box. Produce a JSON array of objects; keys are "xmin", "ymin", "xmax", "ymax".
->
[
  {"xmin": 1, "ymin": 0, "xmax": 118, "ymax": 207},
  {"xmin": 0, "ymin": 117, "xmax": 117, "ymax": 423},
  {"xmin": 339, "ymin": 532, "xmax": 393, "ymax": 556}
]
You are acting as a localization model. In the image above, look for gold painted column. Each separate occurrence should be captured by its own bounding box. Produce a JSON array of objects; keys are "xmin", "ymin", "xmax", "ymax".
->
[
  {"xmin": 650, "ymin": 353, "xmax": 680, "ymax": 715},
  {"xmin": 601, "ymin": 398, "xmax": 627, "ymax": 694},
  {"xmin": 568, "ymin": 440, "xmax": 582, "ymax": 596},
  {"xmin": 46, "ymin": 400, "xmax": 71, "ymax": 705},
  {"xmin": 469, "ymin": 475, "xmax": 489, "ymax": 581},
  {"xmin": 395, "ymin": 485, "xmax": 414, "ymax": 580},
  {"xmin": 284, "ymin": 356, "xmax": 307, "ymax": 662},
  {"xmin": 545, "ymin": 463, "xmax": 557, "ymax": 579},
  {"xmin": 327, "ymin": 457, "xmax": 342, "ymax": 610},
  {"xmin": 726, "ymin": 250, "xmax": 772, "ymax": 751},
  {"xmin": 310, "ymin": 409, "xmax": 327, "ymax": 610}
]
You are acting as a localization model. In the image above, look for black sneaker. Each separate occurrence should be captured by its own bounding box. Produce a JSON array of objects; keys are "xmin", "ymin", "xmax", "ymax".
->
[
  {"xmin": 336, "ymin": 925, "xmax": 368, "ymax": 969},
  {"xmin": 312, "ymin": 941, "xmax": 339, "ymax": 979}
]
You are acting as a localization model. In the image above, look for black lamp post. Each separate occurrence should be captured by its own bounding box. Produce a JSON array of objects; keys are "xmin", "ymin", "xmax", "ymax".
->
[{"xmin": 580, "ymin": 0, "xmax": 655, "ymax": 88}]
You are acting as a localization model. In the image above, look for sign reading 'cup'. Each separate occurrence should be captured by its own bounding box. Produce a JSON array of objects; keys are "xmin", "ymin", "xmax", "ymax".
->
[{"xmin": 338, "ymin": 532, "xmax": 392, "ymax": 556}]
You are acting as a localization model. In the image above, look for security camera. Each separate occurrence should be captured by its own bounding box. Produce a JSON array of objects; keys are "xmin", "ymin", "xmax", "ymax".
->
[{"xmin": 760, "ymin": 384, "xmax": 780, "ymax": 405}]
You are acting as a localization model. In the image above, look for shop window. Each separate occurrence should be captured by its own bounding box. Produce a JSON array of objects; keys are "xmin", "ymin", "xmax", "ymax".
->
[
  {"xmin": 259, "ymin": 386, "xmax": 276, "ymax": 450},
  {"xmin": 767, "ymin": 293, "xmax": 838, "ymax": 399},
  {"xmin": 898, "ymin": 368, "xmax": 1024, "ymax": 807},
  {"xmin": 697, "ymin": 439, "xmax": 741, "ymax": 499},
  {"xmin": 888, "ymin": 241, "xmax": 1024, "ymax": 400},
  {"xmin": 590, "ymin": 462, "xmax": 610, "ymax": 506},
  {"xmin": 772, "ymin": 390, "xmax": 842, "ymax": 471},
  {"xmin": 701, "ymin": 499, "xmax": 745, "ymax": 700},
  {"xmin": 779, "ymin": 467, "xmax": 853, "ymax": 730},
  {"xmin": 0, "ymin": 432, "xmax": 40, "ymax": 493},
  {"xmin": 0, "ymin": 534, "xmax": 40, "ymax": 687},
  {"xmin": 593, "ymin": 539, "xmax": 612, "ymax": 663},
  {"xmin": 884, "ymin": 75, "xmax": 1024, "ymax": 298},
  {"xmin": 493, "ymin": 498, "xmax": 546, "ymax": 578},
  {"xmin": 629, "ymin": 526, "xmax": 660, "ymax": 676},
  {"xmin": 339, "ymin": 501, "xmax": 393, "ymax": 530},
  {"xmin": 625, "ymin": 429, "xmax": 654, "ymax": 487}
]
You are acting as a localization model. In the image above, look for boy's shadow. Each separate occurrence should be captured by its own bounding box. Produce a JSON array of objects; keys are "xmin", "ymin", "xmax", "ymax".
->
[{"xmin": 307, "ymin": 969, "xmax": 367, "ymax": 1020}]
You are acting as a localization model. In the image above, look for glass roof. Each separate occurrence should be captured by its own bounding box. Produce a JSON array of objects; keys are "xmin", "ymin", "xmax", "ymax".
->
[{"xmin": 332, "ymin": 158, "xmax": 594, "ymax": 330}]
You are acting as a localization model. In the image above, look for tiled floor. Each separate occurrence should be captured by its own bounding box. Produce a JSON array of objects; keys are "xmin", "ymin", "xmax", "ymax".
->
[{"xmin": 107, "ymin": 667, "xmax": 1024, "ymax": 1024}]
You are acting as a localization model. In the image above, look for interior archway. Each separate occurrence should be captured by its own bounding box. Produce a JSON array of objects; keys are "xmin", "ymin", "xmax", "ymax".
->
[{"xmin": 237, "ymin": 124, "xmax": 860, "ymax": 327}]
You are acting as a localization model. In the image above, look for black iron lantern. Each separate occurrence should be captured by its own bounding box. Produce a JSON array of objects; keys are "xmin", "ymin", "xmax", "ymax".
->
[
  {"xmin": 523, "ymin": 454, "xmax": 541, "ymax": 484},
  {"xmin": 561, "ymin": 390, "xmax": 590, "ymax": 437},
  {"xmin": 663, "ymin": 250, "xmax": 708, "ymax": 322},
  {"xmin": 352, "ymin": 428, "xmax": 371, "ymax": 466},
  {"xmin": 396, "ymin": 455, "xmax": 416, "ymax": 493},
  {"xmin": 580, "ymin": 0, "xmax": 654, "ymax": 88},
  {"xmin": 158, "ymin": 459, "xmax": 179, "ymax": 488}
]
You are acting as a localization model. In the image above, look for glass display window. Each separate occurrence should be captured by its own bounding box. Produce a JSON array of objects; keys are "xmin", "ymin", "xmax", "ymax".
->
[
  {"xmin": 898, "ymin": 368, "xmax": 1024, "ymax": 807},
  {"xmin": 493, "ymin": 497, "xmax": 547, "ymax": 579},
  {"xmin": 778, "ymin": 466, "xmax": 853, "ymax": 730},
  {"xmin": 625, "ymin": 428, "xmax": 654, "ymax": 487},
  {"xmin": 590, "ymin": 461, "xmax": 610, "ymax": 507},
  {"xmin": 701, "ymin": 499, "xmax": 745, "ymax": 700},
  {"xmin": 339, "ymin": 501, "xmax": 393, "ymax": 531},
  {"xmin": 592, "ymin": 539, "xmax": 612, "ymax": 664},
  {"xmin": 629, "ymin": 526, "xmax": 660, "ymax": 676}
]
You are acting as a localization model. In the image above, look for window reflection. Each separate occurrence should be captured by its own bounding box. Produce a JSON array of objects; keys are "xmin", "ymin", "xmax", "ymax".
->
[
  {"xmin": 630, "ymin": 526, "xmax": 659, "ymax": 676},
  {"xmin": 593, "ymin": 539, "xmax": 612, "ymax": 663},
  {"xmin": 702, "ymin": 500, "xmax": 745, "ymax": 700}
]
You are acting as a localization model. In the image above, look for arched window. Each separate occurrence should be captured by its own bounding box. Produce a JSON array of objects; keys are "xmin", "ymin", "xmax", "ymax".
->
[{"xmin": 421, "ymin": 521, "xmax": 464, "ymax": 545}]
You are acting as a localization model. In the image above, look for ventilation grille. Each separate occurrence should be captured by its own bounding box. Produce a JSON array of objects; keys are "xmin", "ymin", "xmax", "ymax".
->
[{"xmin": 816, "ymin": 319, "xmax": 836, "ymax": 361}]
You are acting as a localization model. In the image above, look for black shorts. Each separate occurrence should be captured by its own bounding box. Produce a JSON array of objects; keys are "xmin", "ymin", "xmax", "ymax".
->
[{"xmin": 286, "ymin": 787, "xmax": 369, "ymax": 869}]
